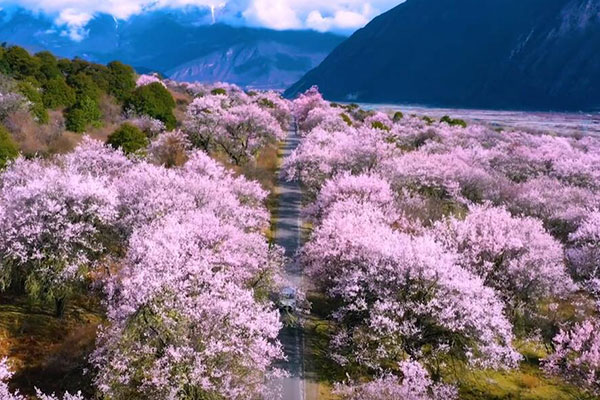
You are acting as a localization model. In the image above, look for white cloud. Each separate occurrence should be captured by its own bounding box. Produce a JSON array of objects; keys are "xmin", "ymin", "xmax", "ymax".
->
[
  {"xmin": 243, "ymin": 0, "xmax": 302, "ymax": 30},
  {"xmin": 55, "ymin": 8, "xmax": 93, "ymax": 40},
  {"xmin": 6, "ymin": 0, "xmax": 403, "ymax": 38},
  {"xmin": 305, "ymin": 8, "xmax": 370, "ymax": 32}
]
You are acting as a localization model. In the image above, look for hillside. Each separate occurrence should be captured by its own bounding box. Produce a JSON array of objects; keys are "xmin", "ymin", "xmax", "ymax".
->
[
  {"xmin": 285, "ymin": 0, "xmax": 600, "ymax": 111},
  {"xmin": 0, "ymin": 7, "xmax": 345, "ymax": 89}
]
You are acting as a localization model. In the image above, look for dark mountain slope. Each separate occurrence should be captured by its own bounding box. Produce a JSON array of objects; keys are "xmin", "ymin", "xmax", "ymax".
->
[{"xmin": 285, "ymin": 0, "xmax": 600, "ymax": 111}]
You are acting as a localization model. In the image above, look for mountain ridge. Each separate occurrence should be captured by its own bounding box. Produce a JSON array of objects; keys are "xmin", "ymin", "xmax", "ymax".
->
[
  {"xmin": 0, "ymin": 7, "xmax": 345, "ymax": 89},
  {"xmin": 285, "ymin": 0, "xmax": 600, "ymax": 111}
]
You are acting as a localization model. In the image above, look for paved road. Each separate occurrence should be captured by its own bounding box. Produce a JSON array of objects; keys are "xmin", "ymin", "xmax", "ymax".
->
[{"xmin": 267, "ymin": 119, "xmax": 306, "ymax": 400}]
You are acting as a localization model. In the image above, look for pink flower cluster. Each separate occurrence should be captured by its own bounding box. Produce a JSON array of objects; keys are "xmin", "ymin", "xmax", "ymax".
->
[
  {"xmin": 334, "ymin": 360, "xmax": 458, "ymax": 400},
  {"xmin": 183, "ymin": 89, "xmax": 289, "ymax": 165},
  {"xmin": 0, "ymin": 137, "xmax": 285, "ymax": 398},
  {"xmin": 287, "ymin": 87, "xmax": 600, "ymax": 392},
  {"xmin": 135, "ymin": 73, "xmax": 166, "ymax": 88},
  {"xmin": 543, "ymin": 318, "xmax": 600, "ymax": 394}
]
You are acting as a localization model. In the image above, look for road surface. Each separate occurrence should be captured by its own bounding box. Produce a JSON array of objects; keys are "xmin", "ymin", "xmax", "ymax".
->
[{"xmin": 267, "ymin": 118, "xmax": 307, "ymax": 400}]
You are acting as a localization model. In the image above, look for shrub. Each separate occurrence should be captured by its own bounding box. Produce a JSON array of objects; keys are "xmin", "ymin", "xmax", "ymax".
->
[
  {"xmin": 393, "ymin": 111, "xmax": 404, "ymax": 122},
  {"xmin": 422, "ymin": 115, "xmax": 435, "ymax": 124},
  {"xmin": 340, "ymin": 112, "xmax": 353, "ymax": 126},
  {"xmin": 211, "ymin": 88, "xmax": 227, "ymax": 95},
  {"xmin": 65, "ymin": 108, "xmax": 87, "ymax": 133},
  {"xmin": 371, "ymin": 121, "xmax": 391, "ymax": 131},
  {"xmin": 148, "ymin": 130, "xmax": 189, "ymax": 167},
  {"xmin": 126, "ymin": 82, "xmax": 176, "ymax": 130},
  {"xmin": 258, "ymin": 98, "xmax": 275, "ymax": 108},
  {"xmin": 0, "ymin": 125, "xmax": 18, "ymax": 168},
  {"xmin": 107, "ymin": 123, "xmax": 149, "ymax": 154},
  {"xmin": 42, "ymin": 77, "xmax": 76, "ymax": 109},
  {"xmin": 440, "ymin": 115, "xmax": 467, "ymax": 128}
]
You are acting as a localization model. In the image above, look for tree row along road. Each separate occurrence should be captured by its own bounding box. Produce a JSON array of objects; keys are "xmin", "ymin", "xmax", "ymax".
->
[{"xmin": 268, "ymin": 118, "xmax": 307, "ymax": 400}]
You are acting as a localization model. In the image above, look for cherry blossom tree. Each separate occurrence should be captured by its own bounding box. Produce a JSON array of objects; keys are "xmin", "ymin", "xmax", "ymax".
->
[
  {"xmin": 304, "ymin": 172, "xmax": 398, "ymax": 224},
  {"xmin": 301, "ymin": 199, "xmax": 520, "ymax": 371},
  {"xmin": 253, "ymin": 90, "xmax": 291, "ymax": 129},
  {"xmin": 0, "ymin": 157, "xmax": 119, "ymax": 316},
  {"xmin": 215, "ymin": 103, "xmax": 284, "ymax": 165},
  {"xmin": 135, "ymin": 74, "xmax": 165, "ymax": 88},
  {"xmin": 543, "ymin": 318, "xmax": 600, "ymax": 394},
  {"xmin": 282, "ymin": 127, "xmax": 394, "ymax": 197},
  {"xmin": 183, "ymin": 94, "xmax": 228, "ymax": 151},
  {"xmin": 434, "ymin": 205, "xmax": 574, "ymax": 313},
  {"xmin": 93, "ymin": 210, "xmax": 284, "ymax": 400},
  {"xmin": 566, "ymin": 211, "xmax": 600, "ymax": 297},
  {"xmin": 115, "ymin": 151, "xmax": 269, "ymax": 234},
  {"xmin": 301, "ymin": 106, "xmax": 351, "ymax": 133},
  {"xmin": 334, "ymin": 360, "xmax": 457, "ymax": 400},
  {"xmin": 292, "ymin": 86, "xmax": 328, "ymax": 128},
  {"xmin": 62, "ymin": 136, "xmax": 132, "ymax": 179}
]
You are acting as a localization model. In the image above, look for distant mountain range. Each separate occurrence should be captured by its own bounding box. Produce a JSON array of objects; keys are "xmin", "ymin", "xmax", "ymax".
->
[
  {"xmin": 286, "ymin": 0, "xmax": 600, "ymax": 111},
  {"xmin": 0, "ymin": 7, "xmax": 345, "ymax": 89}
]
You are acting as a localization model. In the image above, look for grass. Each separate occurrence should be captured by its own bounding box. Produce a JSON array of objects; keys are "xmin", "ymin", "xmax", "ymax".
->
[
  {"xmin": 236, "ymin": 142, "xmax": 284, "ymax": 243},
  {"xmin": 303, "ymin": 291, "xmax": 343, "ymax": 400},
  {"xmin": 0, "ymin": 293, "xmax": 104, "ymax": 397}
]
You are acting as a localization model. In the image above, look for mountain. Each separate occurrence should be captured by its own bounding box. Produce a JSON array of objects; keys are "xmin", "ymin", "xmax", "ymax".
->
[
  {"xmin": 285, "ymin": 0, "xmax": 600, "ymax": 111},
  {"xmin": 0, "ymin": 7, "xmax": 345, "ymax": 89}
]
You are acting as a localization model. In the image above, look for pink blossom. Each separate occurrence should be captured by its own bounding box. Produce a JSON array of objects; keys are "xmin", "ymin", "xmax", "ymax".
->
[
  {"xmin": 135, "ymin": 74, "xmax": 165, "ymax": 88},
  {"xmin": 334, "ymin": 360, "xmax": 457, "ymax": 400},
  {"xmin": 302, "ymin": 199, "xmax": 520, "ymax": 370},
  {"xmin": 93, "ymin": 210, "xmax": 284, "ymax": 399},
  {"xmin": 434, "ymin": 205, "xmax": 574, "ymax": 309},
  {"xmin": 543, "ymin": 318, "xmax": 600, "ymax": 394},
  {"xmin": 566, "ymin": 211, "xmax": 600, "ymax": 297}
]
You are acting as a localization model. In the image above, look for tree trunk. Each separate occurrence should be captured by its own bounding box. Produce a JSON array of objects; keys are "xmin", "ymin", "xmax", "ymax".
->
[{"xmin": 54, "ymin": 296, "xmax": 66, "ymax": 318}]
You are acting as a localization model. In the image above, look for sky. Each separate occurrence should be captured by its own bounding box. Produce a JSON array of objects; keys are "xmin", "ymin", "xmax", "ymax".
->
[{"xmin": 0, "ymin": 0, "xmax": 403, "ymax": 40}]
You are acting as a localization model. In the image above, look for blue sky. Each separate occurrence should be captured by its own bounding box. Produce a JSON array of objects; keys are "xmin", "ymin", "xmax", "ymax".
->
[{"xmin": 0, "ymin": 0, "xmax": 404, "ymax": 39}]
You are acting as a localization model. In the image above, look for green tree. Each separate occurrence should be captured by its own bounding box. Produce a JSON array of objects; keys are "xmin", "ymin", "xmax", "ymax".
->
[
  {"xmin": 67, "ymin": 72, "xmax": 102, "ymax": 101},
  {"xmin": 57, "ymin": 58, "xmax": 73, "ymax": 75},
  {"xmin": 107, "ymin": 123, "xmax": 148, "ymax": 154},
  {"xmin": 4, "ymin": 46, "xmax": 40, "ymax": 79},
  {"xmin": 42, "ymin": 77, "xmax": 76, "ymax": 109},
  {"xmin": 0, "ymin": 125, "xmax": 18, "ymax": 168},
  {"xmin": 35, "ymin": 51, "xmax": 61, "ymax": 82},
  {"xmin": 107, "ymin": 61, "xmax": 136, "ymax": 102},
  {"xmin": 65, "ymin": 96, "xmax": 102, "ymax": 132},
  {"xmin": 393, "ymin": 111, "xmax": 404, "ymax": 122},
  {"xmin": 17, "ymin": 80, "xmax": 49, "ymax": 124},
  {"xmin": 126, "ymin": 82, "xmax": 176, "ymax": 130}
]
